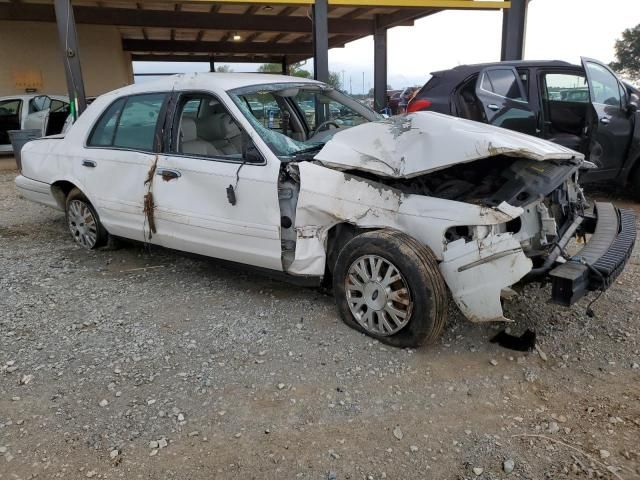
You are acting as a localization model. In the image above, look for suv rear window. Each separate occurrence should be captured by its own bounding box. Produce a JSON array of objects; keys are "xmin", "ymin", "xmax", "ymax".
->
[{"xmin": 481, "ymin": 69, "xmax": 524, "ymax": 100}]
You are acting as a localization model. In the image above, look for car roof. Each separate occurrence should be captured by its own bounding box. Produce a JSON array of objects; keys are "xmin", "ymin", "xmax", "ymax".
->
[
  {"xmin": 431, "ymin": 60, "xmax": 579, "ymax": 79},
  {"xmin": 105, "ymin": 72, "xmax": 324, "ymax": 98},
  {"xmin": 0, "ymin": 94, "xmax": 69, "ymax": 102}
]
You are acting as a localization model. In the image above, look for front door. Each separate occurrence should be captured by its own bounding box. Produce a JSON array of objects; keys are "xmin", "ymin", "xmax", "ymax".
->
[
  {"xmin": 24, "ymin": 96, "xmax": 52, "ymax": 135},
  {"xmin": 152, "ymin": 91, "xmax": 283, "ymax": 271},
  {"xmin": 581, "ymin": 57, "xmax": 634, "ymax": 181},
  {"xmin": 475, "ymin": 66, "xmax": 537, "ymax": 136}
]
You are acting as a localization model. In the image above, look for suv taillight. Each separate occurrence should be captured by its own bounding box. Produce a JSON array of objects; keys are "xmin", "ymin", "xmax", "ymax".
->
[{"xmin": 407, "ymin": 99, "xmax": 432, "ymax": 113}]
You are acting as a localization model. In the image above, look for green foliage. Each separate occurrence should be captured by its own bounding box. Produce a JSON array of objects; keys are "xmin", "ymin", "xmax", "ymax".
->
[
  {"xmin": 258, "ymin": 62, "xmax": 311, "ymax": 78},
  {"xmin": 257, "ymin": 63, "xmax": 341, "ymax": 88},
  {"xmin": 610, "ymin": 24, "xmax": 640, "ymax": 81},
  {"xmin": 216, "ymin": 65, "xmax": 234, "ymax": 73},
  {"xmin": 327, "ymin": 71, "xmax": 342, "ymax": 90}
]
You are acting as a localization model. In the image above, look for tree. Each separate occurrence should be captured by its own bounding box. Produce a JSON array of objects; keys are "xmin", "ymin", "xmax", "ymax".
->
[
  {"xmin": 258, "ymin": 62, "xmax": 311, "ymax": 78},
  {"xmin": 610, "ymin": 24, "xmax": 640, "ymax": 82},
  {"xmin": 327, "ymin": 71, "xmax": 342, "ymax": 90},
  {"xmin": 216, "ymin": 65, "xmax": 234, "ymax": 73}
]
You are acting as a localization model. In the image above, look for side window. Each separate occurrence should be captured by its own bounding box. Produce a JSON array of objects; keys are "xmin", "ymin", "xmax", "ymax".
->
[
  {"xmin": 585, "ymin": 62, "xmax": 621, "ymax": 107},
  {"xmin": 172, "ymin": 93, "xmax": 246, "ymax": 161},
  {"xmin": 482, "ymin": 69, "xmax": 524, "ymax": 100},
  {"xmin": 50, "ymin": 99, "xmax": 69, "ymax": 113},
  {"xmin": 88, "ymin": 98, "xmax": 125, "ymax": 147},
  {"xmin": 88, "ymin": 93, "xmax": 166, "ymax": 151},
  {"xmin": 114, "ymin": 94, "xmax": 166, "ymax": 150},
  {"xmin": 542, "ymin": 73, "xmax": 589, "ymax": 103},
  {"xmin": 29, "ymin": 96, "xmax": 51, "ymax": 113},
  {"xmin": 0, "ymin": 99, "xmax": 22, "ymax": 117}
]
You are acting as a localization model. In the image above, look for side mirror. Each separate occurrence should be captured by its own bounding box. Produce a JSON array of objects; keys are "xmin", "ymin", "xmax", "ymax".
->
[
  {"xmin": 242, "ymin": 133, "xmax": 264, "ymax": 164},
  {"xmin": 628, "ymin": 93, "xmax": 639, "ymax": 114}
]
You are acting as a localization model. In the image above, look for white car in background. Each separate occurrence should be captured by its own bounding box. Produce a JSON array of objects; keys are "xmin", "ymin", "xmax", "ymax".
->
[
  {"xmin": 0, "ymin": 94, "xmax": 69, "ymax": 153},
  {"xmin": 15, "ymin": 74, "xmax": 635, "ymax": 348}
]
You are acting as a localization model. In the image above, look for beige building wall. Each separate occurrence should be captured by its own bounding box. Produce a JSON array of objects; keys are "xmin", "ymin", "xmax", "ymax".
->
[{"xmin": 0, "ymin": 21, "xmax": 133, "ymax": 97}]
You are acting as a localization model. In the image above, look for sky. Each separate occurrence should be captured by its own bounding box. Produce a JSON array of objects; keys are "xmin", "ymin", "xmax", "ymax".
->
[{"xmin": 133, "ymin": 0, "xmax": 640, "ymax": 93}]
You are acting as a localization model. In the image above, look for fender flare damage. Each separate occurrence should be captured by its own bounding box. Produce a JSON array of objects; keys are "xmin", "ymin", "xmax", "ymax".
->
[{"xmin": 283, "ymin": 161, "xmax": 532, "ymax": 323}]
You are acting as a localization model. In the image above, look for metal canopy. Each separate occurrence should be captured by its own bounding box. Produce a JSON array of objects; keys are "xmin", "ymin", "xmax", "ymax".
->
[
  {"xmin": 1, "ymin": 0, "xmax": 516, "ymax": 116},
  {"xmin": 0, "ymin": 1, "xmax": 510, "ymax": 65}
]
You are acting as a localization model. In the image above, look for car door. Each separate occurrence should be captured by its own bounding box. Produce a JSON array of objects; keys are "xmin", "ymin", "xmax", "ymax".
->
[
  {"xmin": 0, "ymin": 98, "xmax": 23, "ymax": 147},
  {"xmin": 581, "ymin": 57, "xmax": 634, "ymax": 180},
  {"xmin": 151, "ymin": 91, "xmax": 284, "ymax": 271},
  {"xmin": 77, "ymin": 92, "xmax": 169, "ymax": 241},
  {"xmin": 23, "ymin": 95, "xmax": 52, "ymax": 135},
  {"xmin": 475, "ymin": 66, "xmax": 537, "ymax": 135}
]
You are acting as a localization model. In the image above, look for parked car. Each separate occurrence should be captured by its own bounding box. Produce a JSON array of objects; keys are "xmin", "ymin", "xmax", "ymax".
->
[
  {"xmin": 0, "ymin": 94, "xmax": 69, "ymax": 153},
  {"xmin": 15, "ymin": 73, "xmax": 635, "ymax": 348},
  {"xmin": 397, "ymin": 86, "xmax": 419, "ymax": 113},
  {"xmin": 407, "ymin": 58, "xmax": 640, "ymax": 195},
  {"xmin": 386, "ymin": 89, "xmax": 403, "ymax": 114}
]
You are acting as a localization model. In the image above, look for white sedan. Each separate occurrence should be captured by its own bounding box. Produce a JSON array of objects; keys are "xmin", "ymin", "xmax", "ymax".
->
[
  {"xmin": 15, "ymin": 73, "xmax": 635, "ymax": 347},
  {"xmin": 0, "ymin": 94, "xmax": 69, "ymax": 153}
]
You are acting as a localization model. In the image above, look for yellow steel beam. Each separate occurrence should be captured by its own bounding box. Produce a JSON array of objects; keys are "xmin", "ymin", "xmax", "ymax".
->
[
  {"xmin": 141, "ymin": 0, "xmax": 510, "ymax": 9},
  {"xmin": 330, "ymin": 0, "xmax": 509, "ymax": 7}
]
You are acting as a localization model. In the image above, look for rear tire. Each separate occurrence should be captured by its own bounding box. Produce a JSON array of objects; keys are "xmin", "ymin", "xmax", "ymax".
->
[
  {"xmin": 333, "ymin": 229, "xmax": 448, "ymax": 348},
  {"xmin": 65, "ymin": 188, "xmax": 108, "ymax": 250}
]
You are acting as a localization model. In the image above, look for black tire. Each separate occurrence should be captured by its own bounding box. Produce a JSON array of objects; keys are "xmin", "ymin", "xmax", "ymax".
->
[
  {"xmin": 333, "ymin": 229, "xmax": 448, "ymax": 348},
  {"xmin": 65, "ymin": 188, "xmax": 108, "ymax": 250}
]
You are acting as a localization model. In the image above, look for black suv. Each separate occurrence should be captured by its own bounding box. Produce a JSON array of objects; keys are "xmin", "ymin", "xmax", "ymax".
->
[{"xmin": 407, "ymin": 58, "xmax": 640, "ymax": 195}]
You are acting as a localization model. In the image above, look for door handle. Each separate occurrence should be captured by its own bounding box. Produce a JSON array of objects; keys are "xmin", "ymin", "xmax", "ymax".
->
[
  {"xmin": 82, "ymin": 159, "xmax": 97, "ymax": 168},
  {"xmin": 600, "ymin": 116, "xmax": 610, "ymax": 125},
  {"xmin": 487, "ymin": 104, "xmax": 500, "ymax": 111},
  {"xmin": 157, "ymin": 168, "xmax": 181, "ymax": 181}
]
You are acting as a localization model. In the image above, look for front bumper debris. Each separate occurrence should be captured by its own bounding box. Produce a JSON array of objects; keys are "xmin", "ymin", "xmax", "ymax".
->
[{"xmin": 549, "ymin": 202, "xmax": 636, "ymax": 306}]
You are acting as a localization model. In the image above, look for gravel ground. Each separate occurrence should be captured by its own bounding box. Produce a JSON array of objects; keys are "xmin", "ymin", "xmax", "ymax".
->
[{"xmin": 1, "ymin": 169, "xmax": 639, "ymax": 480}]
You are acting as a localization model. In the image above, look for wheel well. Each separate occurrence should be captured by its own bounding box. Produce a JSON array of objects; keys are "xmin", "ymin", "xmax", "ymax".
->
[
  {"xmin": 50, "ymin": 181, "xmax": 78, "ymax": 209},
  {"xmin": 628, "ymin": 155, "xmax": 640, "ymax": 186}
]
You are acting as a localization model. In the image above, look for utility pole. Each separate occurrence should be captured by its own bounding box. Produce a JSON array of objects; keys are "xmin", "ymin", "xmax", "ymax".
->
[{"xmin": 362, "ymin": 72, "xmax": 365, "ymax": 96}]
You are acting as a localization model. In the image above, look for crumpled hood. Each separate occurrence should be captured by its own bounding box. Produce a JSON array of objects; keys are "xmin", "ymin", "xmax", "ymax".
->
[{"xmin": 314, "ymin": 112, "xmax": 583, "ymax": 178}]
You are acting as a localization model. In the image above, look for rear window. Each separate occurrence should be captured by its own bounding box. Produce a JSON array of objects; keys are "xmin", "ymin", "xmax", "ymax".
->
[
  {"xmin": 481, "ymin": 69, "xmax": 524, "ymax": 100},
  {"xmin": 88, "ymin": 93, "xmax": 167, "ymax": 151}
]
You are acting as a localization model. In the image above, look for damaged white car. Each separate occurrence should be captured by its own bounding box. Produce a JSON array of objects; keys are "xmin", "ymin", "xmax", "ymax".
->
[{"xmin": 16, "ymin": 74, "xmax": 636, "ymax": 347}]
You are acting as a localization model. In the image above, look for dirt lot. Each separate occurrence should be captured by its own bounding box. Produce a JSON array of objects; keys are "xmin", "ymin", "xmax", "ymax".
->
[{"xmin": 1, "ymin": 168, "xmax": 639, "ymax": 480}]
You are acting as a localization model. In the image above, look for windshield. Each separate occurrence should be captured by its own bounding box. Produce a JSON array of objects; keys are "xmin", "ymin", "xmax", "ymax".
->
[{"xmin": 228, "ymin": 83, "xmax": 379, "ymax": 159}]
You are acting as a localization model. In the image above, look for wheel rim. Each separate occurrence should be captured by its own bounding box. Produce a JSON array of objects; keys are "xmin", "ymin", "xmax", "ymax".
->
[
  {"xmin": 345, "ymin": 254, "xmax": 413, "ymax": 336},
  {"xmin": 67, "ymin": 199, "xmax": 98, "ymax": 249}
]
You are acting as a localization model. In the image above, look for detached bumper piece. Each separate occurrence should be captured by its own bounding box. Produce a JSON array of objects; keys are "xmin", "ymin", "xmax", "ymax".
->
[{"xmin": 549, "ymin": 202, "xmax": 636, "ymax": 306}]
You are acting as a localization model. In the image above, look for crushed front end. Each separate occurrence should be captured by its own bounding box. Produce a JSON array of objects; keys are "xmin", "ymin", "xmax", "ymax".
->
[
  {"xmin": 379, "ymin": 154, "xmax": 636, "ymax": 321},
  {"xmin": 420, "ymin": 155, "xmax": 636, "ymax": 313}
]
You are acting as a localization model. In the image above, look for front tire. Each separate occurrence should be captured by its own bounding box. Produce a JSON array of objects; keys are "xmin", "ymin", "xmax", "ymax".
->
[
  {"xmin": 65, "ymin": 188, "xmax": 108, "ymax": 250},
  {"xmin": 333, "ymin": 229, "xmax": 448, "ymax": 348}
]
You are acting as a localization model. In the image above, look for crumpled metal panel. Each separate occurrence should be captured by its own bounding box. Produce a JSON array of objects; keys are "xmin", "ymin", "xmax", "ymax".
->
[{"xmin": 314, "ymin": 111, "xmax": 583, "ymax": 179}]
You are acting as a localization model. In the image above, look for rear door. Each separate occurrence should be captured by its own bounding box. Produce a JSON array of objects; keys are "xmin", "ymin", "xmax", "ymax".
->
[
  {"xmin": 79, "ymin": 92, "xmax": 169, "ymax": 241},
  {"xmin": 581, "ymin": 57, "xmax": 634, "ymax": 180},
  {"xmin": 475, "ymin": 66, "xmax": 537, "ymax": 135},
  {"xmin": 0, "ymin": 98, "xmax": 23, "ymax": 146}
]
